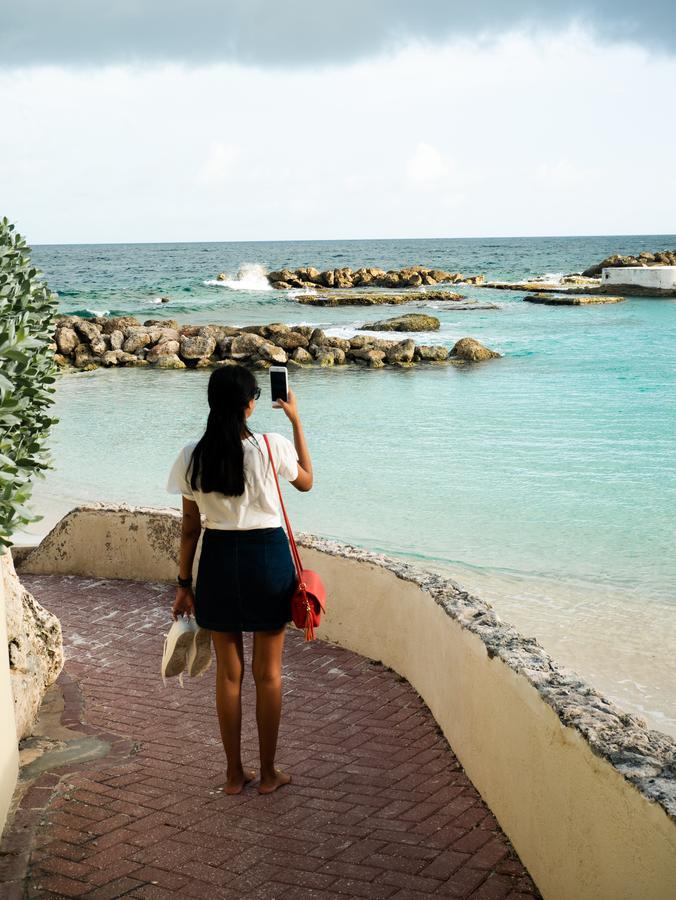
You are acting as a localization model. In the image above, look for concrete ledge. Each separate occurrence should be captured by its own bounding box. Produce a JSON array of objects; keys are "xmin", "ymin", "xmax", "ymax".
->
[{"xmin": 12, "ymin": 503, "xmax": 676, "ymax": 899}]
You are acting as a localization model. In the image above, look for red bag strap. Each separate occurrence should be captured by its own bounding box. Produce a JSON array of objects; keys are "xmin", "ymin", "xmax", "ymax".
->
[{"xmin": 263, "ymin": 434, "xmax": 304, "ymax": 578}]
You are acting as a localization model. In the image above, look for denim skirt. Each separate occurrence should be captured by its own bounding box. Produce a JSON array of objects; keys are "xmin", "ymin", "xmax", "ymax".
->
[{"xmin": 194, "ymin": 526, "xmax": 296, "ymax": 632}]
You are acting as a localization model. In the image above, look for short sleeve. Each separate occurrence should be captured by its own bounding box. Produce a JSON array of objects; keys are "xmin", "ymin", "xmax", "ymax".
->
[
  {"xmin": 268, "ymin": 433, "xmax": 299, "ymax": 483},
  {"xmin": 166, "ymin": 445, "xmax": 196, "ymax": 499}
]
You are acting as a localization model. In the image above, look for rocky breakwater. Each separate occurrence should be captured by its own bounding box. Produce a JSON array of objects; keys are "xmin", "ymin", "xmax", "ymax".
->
[
  {"xmin": 582, "ymin": 248, "xmax": 676, "ymax": 277},
  {"xmin": 51, "ymin": 315, "xmax": 500, "ymax": 371},
  {"xmin": 296, "ymin": 290, "xmax": 466, "ymax": 306},
  {"xmin": 264, "ymin": 266, "xmax": 485, "ymax": 290},
  {"xmin": 524, "ymin": 293, "xmax": 625, "ymax": 306}
]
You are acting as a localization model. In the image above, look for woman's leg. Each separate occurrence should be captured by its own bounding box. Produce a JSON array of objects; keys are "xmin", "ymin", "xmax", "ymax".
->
[
  {"xmin": 211, "ymin": 630, "xmax": 256, "ymax": 795},
  {"xmin": 252, "ymin": 626, "xmax": 292, "ymax": 793}
]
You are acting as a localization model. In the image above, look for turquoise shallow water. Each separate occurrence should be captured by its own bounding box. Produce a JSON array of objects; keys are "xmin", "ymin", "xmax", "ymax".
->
[{"xmin": 23, "ymin": 236, "xmax": 676, "ymax": 735}]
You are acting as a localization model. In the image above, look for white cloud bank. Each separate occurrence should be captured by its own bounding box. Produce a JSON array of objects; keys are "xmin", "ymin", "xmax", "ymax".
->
[{"xmin": 1, "ymin": 29, "xmax": 675, "ymax": 243}]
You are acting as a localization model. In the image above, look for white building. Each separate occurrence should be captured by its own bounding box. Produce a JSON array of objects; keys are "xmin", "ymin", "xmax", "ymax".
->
[{"xmin": 602, "ymin": 265, "xmax": 676, "ymax": 292}]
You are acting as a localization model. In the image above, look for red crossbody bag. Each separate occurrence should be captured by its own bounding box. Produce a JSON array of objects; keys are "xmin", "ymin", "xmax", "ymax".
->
[{"xmin": 263, "ymin": 433, "xmax": 326, "ymax": 641}]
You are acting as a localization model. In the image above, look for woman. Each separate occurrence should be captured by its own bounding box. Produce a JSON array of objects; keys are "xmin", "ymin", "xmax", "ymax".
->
[{"xmin": 166, "ymin": 364, "xmax": 313, "ymax": 795}]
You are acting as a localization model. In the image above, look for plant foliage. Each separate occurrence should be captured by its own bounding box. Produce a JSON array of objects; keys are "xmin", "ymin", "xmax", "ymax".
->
[{"xmin": 0, "ymin": 217, "xmax": 59, "ymax": 548}]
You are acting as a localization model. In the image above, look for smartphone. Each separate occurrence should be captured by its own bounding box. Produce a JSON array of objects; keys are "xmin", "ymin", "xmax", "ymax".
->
[{"xmin": 270, "ymin": 366, "xmax": 289, "ymax": 408}]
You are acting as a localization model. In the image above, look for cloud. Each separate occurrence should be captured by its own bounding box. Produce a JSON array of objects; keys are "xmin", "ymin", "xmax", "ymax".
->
[
  {"xmin": 195, "ymin": 142, "xmax": 241, "ymax": 186},
  {"xmin": 406, "ymin": 143, "xmax": 452, "ymax": 187},
  {"xmin": 2, "ymin": 1, "xmax": 676, "ymax": 69}
]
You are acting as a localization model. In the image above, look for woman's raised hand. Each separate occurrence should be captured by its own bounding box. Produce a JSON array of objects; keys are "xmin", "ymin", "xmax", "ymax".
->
[{"xmin": 277, "ymin": 388, "xmax": 299, "ymax": 424}]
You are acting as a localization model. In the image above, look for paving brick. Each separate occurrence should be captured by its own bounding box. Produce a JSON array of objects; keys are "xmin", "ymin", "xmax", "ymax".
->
[
  {"xmin": 1, "ymin": 574, "xmax": 540, "ymax": 900},
  {"xmin": 469, "ymin": 873, "xmax": 519, "ymax": 899}
]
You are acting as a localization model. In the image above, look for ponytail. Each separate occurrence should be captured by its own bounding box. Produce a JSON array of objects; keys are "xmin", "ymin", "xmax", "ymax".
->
[{"xmin": 187, "ymin": 365, "xmax": 259, "ymax": 497}]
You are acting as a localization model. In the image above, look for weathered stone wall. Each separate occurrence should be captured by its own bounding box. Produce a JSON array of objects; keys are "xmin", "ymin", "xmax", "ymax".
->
[
  {"xmin": 2, "ymin": 549, "xmax": 64, "ymax": 741},
  {"xmin": 0, "ymin": 551, "xmax": 20, "ymax": 838}
]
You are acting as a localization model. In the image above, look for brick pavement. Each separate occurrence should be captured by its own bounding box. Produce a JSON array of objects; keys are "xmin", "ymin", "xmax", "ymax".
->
[{"xmin": 1, "ymin": 574, "xmax": 541, "ymax": 899}]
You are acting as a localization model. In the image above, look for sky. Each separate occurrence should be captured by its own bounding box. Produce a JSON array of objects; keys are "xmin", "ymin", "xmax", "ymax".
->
[{"xmin": 2, "ymin": 2, "xmax": 676, "ymax": 244}]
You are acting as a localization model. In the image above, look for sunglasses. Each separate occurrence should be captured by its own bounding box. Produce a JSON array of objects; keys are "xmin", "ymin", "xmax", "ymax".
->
[{"xmin": 252, "ymin": 387, "xmax": 261, "ymax": 400}]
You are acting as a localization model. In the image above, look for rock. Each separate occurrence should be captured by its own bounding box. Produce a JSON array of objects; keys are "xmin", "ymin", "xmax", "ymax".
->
[
  {"xmin": 349, "ymin": 348, "xmax": 386, "ymax": 367},
  {"xmin": 261, "ymin": 323, "xmax": 291, "ymax": 337},
  {"xmin": 331, "ymin": 347, "xmax": 346, "ymax": 365},
  {"xmin": 153, "ymin": 354, "xmax": 186, "ymax": 369},
  {"xmin": 415, "ymin": 345, "xmax": 449, "ymax": 361},
  {"xmin": 381, "ymin": 272, "xmax": 401, "ymax": 288},
  {"xmin": 3, "ymin": 549, "xmax": 64, "ymax": 741},
  {"xmin": 297, "ymin": 266, "xmax": 321, "ymax": 283},
  {"xmin": 385, "ymin": 339, "xmax": 416, "ymax": 363},
  {"xmin": 322, "ymin": 270, "xmax": 335, "ymax": 287},
  {"xmin": 349, "ymin": 335, "xmax": 374, "ymax": 350},
  {"xmin": 325, "ymin": 336, "xmax": 351, "ymax": 352},
  {"xmin": 315, "ymin": 348, "xmax": 336, "ymax": 367},
  {"xmin": 100, "ymin": 316, "xmax": 141, "ymax": 334},
  {"xmin": 292, "ymin": 325, "xmax": 315, "ymax": 338},
  {"xmin": 101, "ymin": 350, "xmax": 123, "ymax": 366},
  {"xmin": 259, "ymin": 342, "xmax": 288, "ymax": 364},
  {"xmin": 309, "ymin": 328, "xmax": 328, "ymax": 346},
  {"xmin": 230, "ymin": 332, "xmax": 267, "ymax": 359},
  {"xmin": 217, "ymin": 272, "xmax": 227, "ymax": 281},
  {"xmin": 146, "ymin": 341, "xmax": 181, "ymax": 362},
  {"xmin": 463, "ymin": 275, "xmax": 485, "ymax": 285},
  {"xmin": 89, "ymin": 337, "xmax": 108, "ymax": 356},
  {"xmin": 450, "ymin": 337, "xmax": 501, "ymax": 362},
  {"xmin": 117, "ymin": 352, "xmax": 149, "ymax": 366},
  {"xmin": 74, "ymin": 319, "xmax": 102, "ymax": 343},
  {"xmin": 109, "ymin": 329, "xmax": 124, "ymax": 351},
  {"xmin": 291, "ymin": 347, "xmax": 313, "ymax": 365},
  {"xmin": 53, "ymin": 353, "xmax": 71, "ymax": 368},
  {"xmin": 271, "ymin": 331, "xmax": 309, "ymax": 351},
  {"xmin": 268, "ymin": 269, "xmax": 294, "ymax": 283},
  {"xmin": 206, "ymin": 325, "xmax": 240, "ymax": 340},
  {"xmin": 148, "ymin": 327, "xmax": 181, "ymax": 344},
  {"xmin": 55, "ymin": 326, "xmax": 79, "ymax": 355},
  {"xmin": 74, "ymin": 345, "xmax": 100, "ymax": 368},
  {"xmin": 143, "ymin": 319, "xmax": 181, "ymax": 330},
  {"xmin": 217, "ymin": 336, "xmax": 234, "ymax": 357},
  {"xmin": 272, "ymin": 281, "xmax": 293, "ymax": 290},
  {"xmin": 180, "ymin": 332, "xmax": 217, "ymax": 359},
  {"xmin": 122, "ymin": 332, "xmax": 151, "ymax": 354},
  {"xmin": 363, "ymin": 313, "xmax": 440, "ymax": 332},
  {"xmin": 523, "ymin": 293, "xmax": 625, "ymax": 306}
]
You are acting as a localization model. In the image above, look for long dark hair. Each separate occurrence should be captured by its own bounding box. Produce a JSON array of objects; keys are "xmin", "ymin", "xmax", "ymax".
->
[{"xmin": 187, "ymin": 365, "xmax": 259, "ymax": 496}]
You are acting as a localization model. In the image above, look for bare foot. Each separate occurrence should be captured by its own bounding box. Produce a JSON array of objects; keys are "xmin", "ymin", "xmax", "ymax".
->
[
  {"xmin": 258, "ymin": 768, "xmax": 292, "ymax": 794},
  {"xmin": 215, "ymin": 767, "xmax": 256, "ymax": 795}
]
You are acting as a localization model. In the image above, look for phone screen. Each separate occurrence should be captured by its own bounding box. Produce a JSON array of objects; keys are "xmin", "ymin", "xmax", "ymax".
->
[{"xmin": 270, "ymin": 368, "xmax": 288, "ymax": 403}]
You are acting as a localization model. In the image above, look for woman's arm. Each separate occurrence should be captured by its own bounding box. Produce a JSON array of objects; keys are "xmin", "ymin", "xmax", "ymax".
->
[
  {"xmin": 171, "ymin": 497, "xmax": 202, "ymax": 619},
  {"xmin": 277, "ymin": 389, "xmax": 313, "ymax": 492}
]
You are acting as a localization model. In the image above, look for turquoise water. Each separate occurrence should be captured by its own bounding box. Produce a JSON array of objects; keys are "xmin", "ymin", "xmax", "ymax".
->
[{"xmin": 24, "ymin": 237, "xmax": 676, "ymax": 734}]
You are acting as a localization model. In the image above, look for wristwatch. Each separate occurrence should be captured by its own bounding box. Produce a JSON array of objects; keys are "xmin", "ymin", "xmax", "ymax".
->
[{"xmin": 177, "ymin": 575, "xmax": 193, "ymax": 588}]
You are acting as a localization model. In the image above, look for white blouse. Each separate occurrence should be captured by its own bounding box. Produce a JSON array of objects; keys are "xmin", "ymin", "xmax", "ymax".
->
[{"xmin": 166, "ymin": 431, "xmax": 299, "ymax": 530}]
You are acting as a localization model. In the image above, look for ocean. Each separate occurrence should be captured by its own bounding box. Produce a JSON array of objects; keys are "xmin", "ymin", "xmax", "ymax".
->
[{"xmin": 22, "ymin": 235, "xmax": 676, "ymax": 737}]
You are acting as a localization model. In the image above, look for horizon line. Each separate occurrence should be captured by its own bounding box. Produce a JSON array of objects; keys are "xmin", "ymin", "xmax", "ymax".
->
[{"xmin": 30, "ymin": 231, "xmax": 676, "ymax": 249}]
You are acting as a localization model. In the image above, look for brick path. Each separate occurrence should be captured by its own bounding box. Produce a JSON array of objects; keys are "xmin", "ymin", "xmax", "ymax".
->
[{"xmin": 2, "ymin": 574, "xmax": 541, "ymax": 899}]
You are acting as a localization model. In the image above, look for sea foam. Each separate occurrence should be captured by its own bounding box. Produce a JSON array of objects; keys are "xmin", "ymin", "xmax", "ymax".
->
[{"xmin": 204, "ymin": 263, "xmax": 272, "ymax": 291}]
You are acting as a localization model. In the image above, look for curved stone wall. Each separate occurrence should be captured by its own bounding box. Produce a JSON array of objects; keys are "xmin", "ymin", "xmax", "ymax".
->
[{"xmin": 11, "ymin": 503, "xmax": 676, "ymax": 899}]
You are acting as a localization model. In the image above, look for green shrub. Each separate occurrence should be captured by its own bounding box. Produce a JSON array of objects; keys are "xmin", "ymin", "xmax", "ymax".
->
[{"xmin": 0, "ymin": 218, "xmax": 59, "ymax": 548}]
